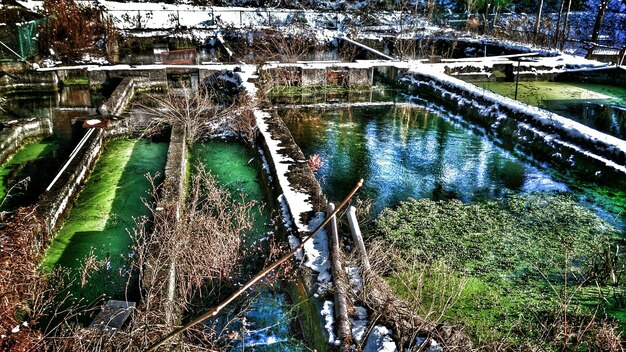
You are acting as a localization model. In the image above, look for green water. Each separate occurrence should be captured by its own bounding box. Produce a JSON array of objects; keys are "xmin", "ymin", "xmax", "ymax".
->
[
  {"xmin": 41, "ymin": 139, "xmax": 167, "ymax": 304},
  {"xmin": 0, "ymin": 139, "xmax": 62, "ymax": 211},
  {"xmin": 475, "ymin": 81, "xmax": 626, "ymax": 139},
  {"xmin": 192, "ymin": 141, "xmax": 306, "ymax": 351},
  {"xmin": 191, "ymin": 141, "xmax": 272, "ymax": 246}
]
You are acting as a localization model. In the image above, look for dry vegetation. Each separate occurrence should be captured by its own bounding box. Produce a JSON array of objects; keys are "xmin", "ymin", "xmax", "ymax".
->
[
  {"xmin": 40, "ymin": 0, "xmax": 118, "ymax": 61},
  {"xmin": 0, "ymin": 206, "xmax": 47, "ymax": 350}
]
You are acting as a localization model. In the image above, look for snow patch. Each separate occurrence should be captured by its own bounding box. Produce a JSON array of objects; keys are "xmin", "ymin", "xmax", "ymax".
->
[
  {"xmin": 321, "ymin": 300, "xmax": 339, "ymax": 345},
  {"xmin": 350, "ymin": 306, "xmax": 368, "ymax": 342},
  {"xmin": 304, "ymin": 212, "xmax": 332, "ymax": 284},
  {"xmin": 363, "ymin": 325, "xmax": 397, "ymax": 352}
]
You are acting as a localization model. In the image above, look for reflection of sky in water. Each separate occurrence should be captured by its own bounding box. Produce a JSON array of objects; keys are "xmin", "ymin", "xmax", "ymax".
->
[{"xmin": 282, "ymin": 104, "xmax": 567, "ymax": 215}]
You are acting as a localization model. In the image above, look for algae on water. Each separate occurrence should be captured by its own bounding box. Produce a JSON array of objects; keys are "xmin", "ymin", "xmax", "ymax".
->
[
  {"xmin": 41, "ymin": 139, "xmax": 167, "ymax": 304},
  {"xmin": 0, "ymin": 139, "xmax": 61, "ymax": 211}
]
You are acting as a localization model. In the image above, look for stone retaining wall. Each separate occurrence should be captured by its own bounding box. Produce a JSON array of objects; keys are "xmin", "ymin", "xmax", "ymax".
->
[
  {"xmin": 406, "ymin": 71, "xmax": 626, "ymax": 187},
  {"xmin": 0, "ymin": 118, "xmax": 53, "ymax": 165},
  {"xmin": 37, "ymin": 128, "xmax": 105, "ymax": 246},
  {"xmin": 0, "ymin": 70, "xmax": 59, "ymax": 94},
  {"xmin": 88, "ymin": 68, "xmax": 168, "ymax": 88}
]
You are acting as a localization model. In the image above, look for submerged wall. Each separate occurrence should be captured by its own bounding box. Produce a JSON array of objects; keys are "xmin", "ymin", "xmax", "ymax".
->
[
  {"xmin": 555, "ymin": 66, "xmax": 626, "ymax": 87},
  {"xmin": 0, "ymin": 119, "xmax": 53, "ymax": 165}
]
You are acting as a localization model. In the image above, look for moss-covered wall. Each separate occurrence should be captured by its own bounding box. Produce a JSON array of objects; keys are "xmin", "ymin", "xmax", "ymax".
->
[{"xmin": 0, "ymin": 118, "xmax": 53, "ymax": 165}]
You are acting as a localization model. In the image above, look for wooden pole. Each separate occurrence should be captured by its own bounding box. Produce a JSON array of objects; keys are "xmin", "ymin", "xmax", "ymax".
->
[
  {"xmin": 145, "ymin": 179, "xmax": 364, "ymax": 352},
  {"xmin": 328, "ymin": 203, "xmax": 353, "ymax": 350}
]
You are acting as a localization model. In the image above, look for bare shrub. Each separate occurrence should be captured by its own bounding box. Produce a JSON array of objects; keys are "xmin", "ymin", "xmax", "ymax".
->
[
  {"xmin": 40, "ymin": 0, "xmax": 118, "ymax": 61},
  {"xmin": 360, "ymin": 239, "xmax": 473, "ymax": 351},
  {"xmin": 251, "ymin": 27, "xmax": 319, "ymax": 63},
  {"xmin": 0, "ymin": 206, "xmax": 46, "ymax": 350},
  {"xmin": 137, "ymin": 85, "xmax": 237, "ymax": 145}
]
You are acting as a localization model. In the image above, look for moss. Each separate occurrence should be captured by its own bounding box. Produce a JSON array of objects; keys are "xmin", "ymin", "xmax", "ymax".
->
[
  {"xmin": 268, "ymin": 84, "xmax": 361, "ymax": 97},
  {"xmin": 0, "ymin": 138, "xmax": 61, "ymax": 211},
  {"xmin": 62, "ymin": 78, "xmax": 89, "ymax": 86},
  {"xmin": 378, "ymin": 194, "xmax": 624, "ymax": 346}
]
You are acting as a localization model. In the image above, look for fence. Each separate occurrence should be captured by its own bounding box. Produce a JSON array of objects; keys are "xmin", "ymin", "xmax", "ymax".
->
[{"xmin": 0, "ymin": 19, "xmax": 45, "ymax": 62}]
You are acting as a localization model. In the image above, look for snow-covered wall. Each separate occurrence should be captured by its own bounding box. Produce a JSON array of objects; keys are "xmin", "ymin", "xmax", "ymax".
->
[{"xmin": 405, "ymin": 68, "xmax": 626, "ymax": 186}]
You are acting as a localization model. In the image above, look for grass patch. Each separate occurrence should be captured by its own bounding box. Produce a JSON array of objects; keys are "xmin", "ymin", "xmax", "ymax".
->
[{"xmin": 62, "ymin": 78, "xmax": 89, "ymax": 86}]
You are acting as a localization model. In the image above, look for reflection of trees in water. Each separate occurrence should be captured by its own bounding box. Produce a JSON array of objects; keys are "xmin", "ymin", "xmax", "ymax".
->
[{"xmin": 284, "ymin": 104, "xmax": 540, "ymax": 213}]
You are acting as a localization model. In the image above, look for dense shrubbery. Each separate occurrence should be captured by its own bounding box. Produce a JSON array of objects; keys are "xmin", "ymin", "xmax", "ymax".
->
[{"xmin": 375, "ymin": 194, "xmax": 624, "ymax": 348}]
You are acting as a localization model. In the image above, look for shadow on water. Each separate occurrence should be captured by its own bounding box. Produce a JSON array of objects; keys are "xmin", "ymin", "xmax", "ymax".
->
[{"xmin": 41, "ymin": 139, "xmax": 167, "ymax": 323}]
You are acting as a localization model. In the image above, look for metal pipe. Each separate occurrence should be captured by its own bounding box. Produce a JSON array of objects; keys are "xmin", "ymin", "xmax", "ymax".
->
[{"xmin": 45, "ymin": 128, "xmax": 95, "ymax": 192}]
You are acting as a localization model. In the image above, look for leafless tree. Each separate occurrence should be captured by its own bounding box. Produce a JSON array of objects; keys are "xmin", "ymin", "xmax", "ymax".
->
[
  {"xmin": 137, "ymin": 85, "xmax": 236, "ymax": 145},
  {"xmin": 586, "ymin": 0, "xmax": 611, "ymax": 58}
]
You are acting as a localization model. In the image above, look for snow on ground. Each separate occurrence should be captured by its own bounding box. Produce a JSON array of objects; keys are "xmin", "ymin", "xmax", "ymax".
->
[
  {"xmin": 350, "ymin": 306, "xmax": 368, "ymax": 342},
  {"xmin": 363, "ymin": 325, "xmax": 397, "ymax": 352},
  {"xmin": 321, "ymin": 300, "xmax": 340, "ymax": 345}
]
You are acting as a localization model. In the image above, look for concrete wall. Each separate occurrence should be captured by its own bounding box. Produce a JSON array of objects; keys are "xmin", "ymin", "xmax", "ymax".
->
[
  {"xmin": 147, "ymin": 124, "xmax": 186, "ymax": 326},
  {"xmin": 0, "ymin": 70, "xmax": 59, "ymax": 94},
  {"xmin": 406, "ymin": 71, "xmax": 626, "ymax": 188},
  {"xmin": 100, "ymin": 77, "xmax": 136, "ymax": 116},
  {"xmin": 88, "ymin": 68, "xmax": 168, "ymax": 87},
  {"xmin": 0, "ymin": 119, "xmax": 53, "ymax": 165},
  {"xmin": 348, "ymin": 67, "xmax": 373, "ymax": 88},
  {"xmin": 266, "ymin": 65, "xmax": 376, "ymax": 88}
]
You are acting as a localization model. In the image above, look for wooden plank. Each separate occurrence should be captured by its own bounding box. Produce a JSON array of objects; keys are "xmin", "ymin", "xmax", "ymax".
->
[{"xmin": 89, "ymin": 300, "xmax": 135, "ymax": 331}]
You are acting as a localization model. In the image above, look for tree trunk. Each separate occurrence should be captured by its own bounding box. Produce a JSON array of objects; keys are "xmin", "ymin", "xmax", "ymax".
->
[
  {"xmin": 586, "ymin": 0, "xmax": 610, "ymax": 58},
  {"xmin": 532, "ymin": 0, "xmax": 544, "ymax": 44},
  {"xmin": 559, "ymin": 0, "xmax": 573, "ymax": 51},
  {"xmin": 554, "ymin": 0, "xmax": 565, "ymax": 47}
]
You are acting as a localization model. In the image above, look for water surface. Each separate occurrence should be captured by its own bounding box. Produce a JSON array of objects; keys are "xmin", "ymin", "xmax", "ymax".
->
[
  {"xmin": 42, "ymin": 139, "xmax": 167, "ymax": 304},
  {"xmin": 475, "ymin": 81, "xmax": 626, "ymax": 139},
  {"xmin": 282, "ymin": 104, "xmax": 568, "ymax": 215}
]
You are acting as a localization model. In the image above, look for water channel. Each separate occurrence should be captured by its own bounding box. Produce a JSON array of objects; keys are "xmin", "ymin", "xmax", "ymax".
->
[
  {"xmin": 41, "ymin": 139, "xmax": 167, "ymax": 305},
  {"xmin": 0, "ymin": 86, "xmax": 102, "ymax": 210},
  {"xmin": 192, "ymin": 141, "xmax": 307, "ymax": 351}
]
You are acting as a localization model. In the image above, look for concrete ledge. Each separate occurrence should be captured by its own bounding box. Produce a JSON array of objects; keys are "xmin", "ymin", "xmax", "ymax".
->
[
  {"xmin": 0, "ymin": 119, "xmax": 53, "ymax": 165},
  {"xmin": 0, "ymin": 70, "xmax": 59, "ymax": 94},
  {"xmin": 405, "ymin": 70, "xmax": 626, "ymax": 186}
]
